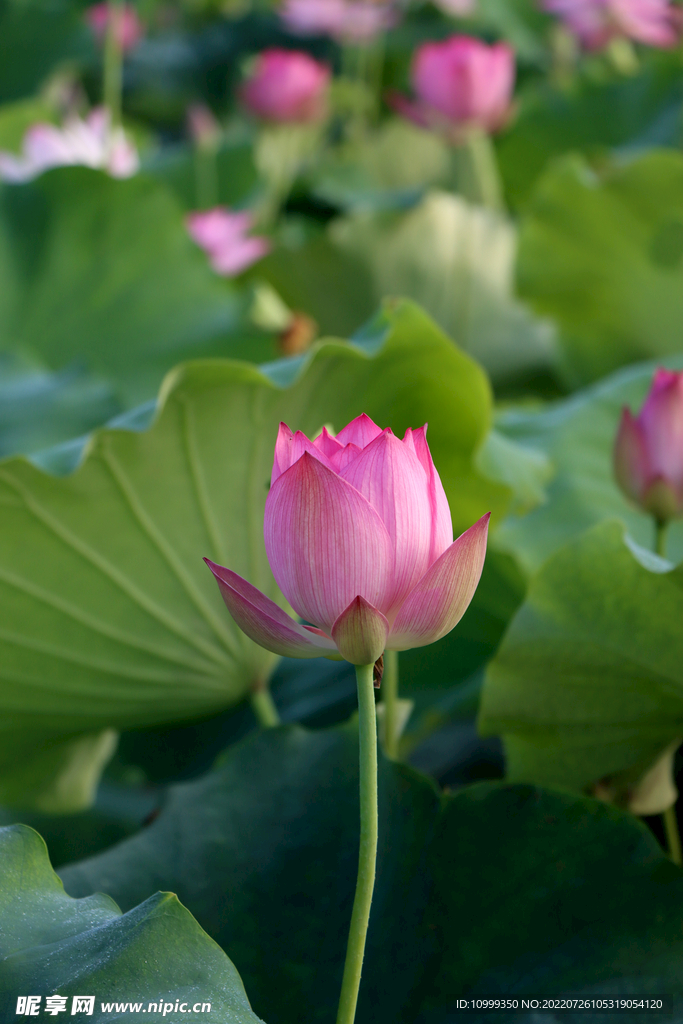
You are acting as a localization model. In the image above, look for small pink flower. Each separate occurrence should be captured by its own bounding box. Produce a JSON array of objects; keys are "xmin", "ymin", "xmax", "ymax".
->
[
  {"xmin": 280, "ymin": 0, "xmax": 396, "ymax": 43},
  {"xmin": 86, "ymin": 3, "xmax": 144, "ymax": 52},
  {"xmin": 205, "ymin": 414, "xmax": 489, "ymax": 666},
  {"xmin": 614, "ymin": 369, "xmax": 683, "ymax": 523},
  {"xmin": 391, "ymin": 35, "xmax": 515, "ymax": 139},
  {"xmin": 240, "ymin": 49, "xmax": 330, "ymax": 123},
  {"xmin": 0, "ymin": 108, "xmax": 139, "ymax": 182},
  {"xmin": 186, "ymin": 208, "xmax": 271, "ymax": 276},
  {"xmin": 541, "ymin": 0, "xmax": 678, "ymax": 50}
]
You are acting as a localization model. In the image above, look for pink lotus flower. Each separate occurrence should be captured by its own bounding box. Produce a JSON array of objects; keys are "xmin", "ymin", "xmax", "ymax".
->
[
  {"xmin": 205, "ymin": 414, "xmax": 489, "ymax": 667},
  {"xmin": 280, "ymin": 0, "xmax": 396, "ymax": 43},
  {"xmin": 86, "ymin": 2, "xmax": 144, "ymax": 52},
  {"xmin": 391, "ymin": 35, "xmax": 515, "ymax": 138},
  {"xmin": 240, "ymin": 49, "xmax": 331, "ymax": 123},
  {"xmin": 541, "ymin": 0, "xmax": 677, "ymax": 50},
  {"xmin": 614, "ymin": 369, "xmax": 683, "ymax": 523},
  {"xmin": 186, "ymin": 208, "xmax": 271, "ymax": 276},
  {"xmin": 0, "ymin": 109, "xmax": 139, "ymax": 183}
]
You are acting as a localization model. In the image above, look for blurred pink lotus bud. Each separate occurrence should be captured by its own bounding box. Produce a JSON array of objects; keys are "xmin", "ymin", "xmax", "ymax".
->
[
  {"xmin": 0, "ymin": 108, "xmax": 138, "ymax": 182},
  {"xmin": 614, "ymin": 369, "xmax": 683, "ymax": 523},
  {"xmin": 187, "ymin": 103, "xmax": 221, "ymax": 149},
  {"xmin": 205, "ymin": 414, "xmax": 489, "ymax": 666},
  {"xmin": 186, "ymin": 207, "xmax": 270, "ymax": 276},
  {"xmin": 541, "ymin": 0, "xmax": 678, "ymax": 50},
  {"xmin": 240, "ymin": 49, "xmax": 330, "ymax": 123},
  {"xmin": 280, "ymin": 0, "xmax": 396, "ymax": 43},
  {"xmin": 391, "ymin": 35, "xmax": 515, "ymax": 138},
  {"xmin": 86, "ymin": 3, "xmax": 144, "ymax": 52}
]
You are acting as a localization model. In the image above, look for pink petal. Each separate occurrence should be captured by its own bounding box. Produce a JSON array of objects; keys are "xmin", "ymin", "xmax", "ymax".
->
[
  {"xmin": 204, "ymin": 559, "xmax": 338, "ymax": 658},
  {"xmin": 335, "ymin": 413, "xmax": 384, "ymax": 449},
  {"xmin": 264, "ymin": 452, "xmax": 393, "ymax": 632},
  {"xmin": 340, "ymin": 431, "xmax": 433, "ymax": 615},
  {"xmin": 613, "ymin": 408, "xmax": 650, "ymax": 503},
  {"xmin": 313, "ymin": 426, "xmax": 343, "ymax": 459},
  {"xmin": 403, "ymin": 425, "xmax": 453, "ymax": 563},
  {"xmin": 388, "ymin": 512, "xmax": 490, "ymax": 650},
  {"xmin": 331, "ymin": 595, "xmax": 388, "ymax": 665},
  {"xmin": 271, "ymin": 422, "xmax": 334, "ymax": 485}
]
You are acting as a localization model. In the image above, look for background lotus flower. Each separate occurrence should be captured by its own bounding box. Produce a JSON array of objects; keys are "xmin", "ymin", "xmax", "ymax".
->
[
  {"xmin": 206, "ymin": 414, "xmax": 489, "ymax": 666},
  {"xmin": 391, "ymin": 35, "xmax": 515, "ymax": 139},
  {"xmin": 186, "ymin": 208, "xmax": 271, "ymax": 276},
  {"xmin": 280, "ymin": 0, "xmax": 396, "ymax": 43},
  {"xmin": 541, "ymin": 0, "xmax": 678, "ymax": 50},
  {"xmin": 614, "ymin": 368, "xmax": 683, "ymax": 524},
  {"xmin": 0, "ymin": 109, "xmax": 139, "ymax": 182},
  {"xmin": 240, "ymin": 49, "xmax": 331, "ymax": 124},
  {"xmin": 86, "ymin": 2, "xmax": 144, "ymax": 52}
]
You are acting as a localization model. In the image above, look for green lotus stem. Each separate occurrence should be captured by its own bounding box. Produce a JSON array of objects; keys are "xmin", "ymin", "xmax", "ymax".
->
[
  {"xmin": 663, "ymin": 805, "xmax": 682, "ymax": 865},
  {"xmin": 194, "ymin": 148, "xmax": 219, "ymax": 210},
  {"xmin": 250, "ymin": 686, "xmax": 280, "ymax": 727},
  {"xmin": 103, "ymin": 0, "xmax": 124, "ymax": 127},
  {"xmin": 336, "ymin": 662, "xmax": 378, "ymax": 1024},
  {"xmin": 458, "ymin": 128, "xmax": 504, "ymax": 211},
  {"xmin": 652, "ymin": 517, "xmax": 681, "ymax": 864},
  {"xmin": 382, "ymin": 649, "xmax": 400, "ymax": 760}
]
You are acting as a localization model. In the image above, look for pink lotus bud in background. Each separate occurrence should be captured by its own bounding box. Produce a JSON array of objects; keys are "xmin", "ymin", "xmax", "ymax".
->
[
  {"xmin": 86, "ymin": 3, "xmax": 144, "ymax": 52},
  {"xmin": 614, "ymin": 369, "xmax": 683, "ymax": 523},
  {"xmin": 0, "ymin": 108, "xmax": 139, "ymax": 182},
  {"xmin": 206, "ymin": 414, "xmax": 489, "ymax": 667},
  {"xmin": 391, "ymin": 35, "xmax": 515, "ymax": 138},
  {"xmin": 187, "ymin": 103, "xmax": 221, "ymax": 150},
  {"xmin": 240, "ymin": 49, "xmax": 330, "ymax": 123},
  {"xmin": 280, "ymin": 0, "xmax": 396, "ymax": 43},
  {"xmin": 186, "ymin": 208, "xmax": 271, "ymax": 276},
  {"xmin": 541, "ymin": 0, "xmax": 678, "ymax": 50}
]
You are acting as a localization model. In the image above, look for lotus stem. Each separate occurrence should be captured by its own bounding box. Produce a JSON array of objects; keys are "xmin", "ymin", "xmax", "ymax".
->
[
  {"xmin": 250, "ymin": 685, "xmax": 280, "ymax": 727},
  {"xmin": 458, "ymin": 127, "xmax": 504, "ymax": 212},
  {"xmin": 103, "ymin": 0, "xmax": 124, "ymax": 127},
  {"xmin": 663, "ymin": 805, "xmax": 682, "ymax": 865},
  {"xmin": 336, "ymin": 662, "xmax": 378, "ymax": 1024},
  {"xmin": 652, "ymin": 517, "xmax": 681, "ymax": 864},
  {"xmin": 382, "ymin": 649, "xmax": 400, "ymax": 760}
]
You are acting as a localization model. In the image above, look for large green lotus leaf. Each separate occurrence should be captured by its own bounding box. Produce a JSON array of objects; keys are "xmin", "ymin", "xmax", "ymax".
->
[
  {"xmin": 0, "ymin": 299, "xmax": 507, "ymax": 810},
  {"xmin": 517, "ymin": 150, "xmax": 683, "ymax": 385},
  {"xmin": 331, "ymin": 192, "xmax": 558, "ymax": 388},
  {"xmin": 144, "ymin": 138, "xmax": 259, "ymax": 212},
  {"xmin": 494, "ymin": 356, "xmax": 683, "ymax": 575},
  {"xmin": 61, "ymin": 725, "xmax": 442, "ymax": 1024},
  {"xmin": 61, "ymin": 727, "xmax": 683, "ymax": 1024},
  {"xmin": 0, "ymin": 353, "xmax": 120, "ymax": 460},
  {"xmin": 311, "ymin": 118, "xmax": 452, "ymax": 213},
  {"xmin": 255, "ymin": 222, "xmax": 377, "ymax": 338},
  {"xmin": 423, "ymin": 782, "xmax": 683, "ymax": 1021},
  {"xmin": 0, "ymin": 167, "xmax": 273, "ymax": 405},
  {"xmin": 479, "ymin": 521, "xmax": 683, "ymax": 793},
  {"xmin": 0, "ymin": 824, "xmax": 263, "ymax": 1024},
  {"xmin": 0, "ymin": 0, "xmax": 90, "ymax": 104},
  {"xmin": 498, "ymin": 50, "xmax": 683, "ymax": 209}
]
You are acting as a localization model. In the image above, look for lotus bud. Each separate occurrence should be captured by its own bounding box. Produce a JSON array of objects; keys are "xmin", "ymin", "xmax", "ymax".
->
[
  {"xmin": 614, "ymin": 369, "xmax": 683, "ymax": 524},
  {"xmin": 240, "ymin": 49, "xmax": 331, "ymax": 124},
  {"xmin": 205, "ymin": 414, "xmax": 489, "ymax": 668}
]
